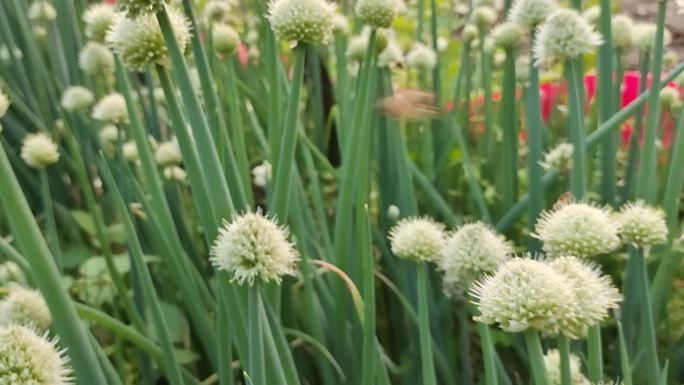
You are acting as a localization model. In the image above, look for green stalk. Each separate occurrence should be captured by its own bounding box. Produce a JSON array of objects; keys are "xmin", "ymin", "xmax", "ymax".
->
[
  {"xmin": 621, "ymin": 54, "xmax": 650, "ymax": 202},
  {"xmin": 99, "ymin": 159, "xmax": 186, "ymax": 385},
  {"xmin": 565, "ymin": 61, "xmax": 587, "ymax": 199},
  {"xmin": 635, "ymin": 0, "xmax": 668, "ymax": 203},
  {"xmin": 630, "ymin": 246, "xmax": 660, "ymax": 385},
  {"xmin": 587, "ymin": 325, "xmax": 603, "ymax": 383},
  {"xmin": 597, "ymin": 0, "xmax": 615, "ymax": 204},
  {"xmin": 416, "ymin": 262, "xmax": 437, "ymax": 385},
  {"xmin": 524, "ymin": 330, "xmax": 549, "ymax": 385},
  {"xmin": 248, "ymin": 283, "xmax": 266, "ymax": 384},
  {"xmin": 360, "ymin": 207, "xmax": 376, "ymax": 385},
  {"xmin": 525, "ymin": 32, "xmax": 544, "ymax": 249},
  {"xmin": 218, "ymin": 286, "xmax": 236, "ymax": 385},
  {"xmin": 0, "ymin": 135, "xmax": 109, "ymax": 384},
  {"xmin": 618, "ymin": 322, "xmax": 633, "ymax": 385},
  {"xmin": 478, "ymin": 322, "xmax": 499, "ymax": 385},
  {"xmin": 271, "ymin": 45, "xmax": 307, "ymax": 220},
  {"xmin": 500, "ymin": 49, "xmax": 518, "ymax": 208},
  {"xmin": 558, "ymin": 336, "xmax": 572, "ymax": 385},
  {"xmin": 39, "ymin": 169, "xmax": 61, "ymax": 268}
]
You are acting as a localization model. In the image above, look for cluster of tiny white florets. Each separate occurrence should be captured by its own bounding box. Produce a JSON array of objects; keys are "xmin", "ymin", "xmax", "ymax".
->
[
  {"xmin": 0, "ymin": 325, "xmax": 72, "ymax": 385},
  {"xmin": 540, "ymin": 142, "xmax": 573, "ymax": 172},
  {"xmin": 346, "ymin": 33, "xmax": 369, "ymax": 62},
  {"xmin": 332, "ymin": 14, "xmax": 350, "ymax": 36},
  {"xmin": 534, "ymin": 202, "xmax": 620, "ymax": 258},
  {"xmin": 533, "ymin": 9, "xmax": 602, "ymax": 65},
  {"xmin": 203, "ymin": 0, "xmax": 232, "ymax": 24},
  {"xmin": 61, "ymin": 86, "xmax": 94, "ymax": 112},
  {"xmin": 82, "ymin": 3, "xmax": 116, "ymax": 42},
  {"xmin": 267, "ymin": 0, "xmax": 336, "ymax": 44},
  {"xmin": 611, "ymin": 14, "xmax": 634, "ymax": 50},
  {"xmin": 210, "ymin": 211, "xmax": 299, "ymax": 285},
  {"xmin": 405, "ymin": 43, "xmax": 437, "ymax": 70},
  {"xmin": 78, "ymin": 42, "xmax": 114, "ymax": 76},
  {"xmin": 28, "ymin": 1, "xmax": 57, "ymax": 22},
  {"xmin": 633, "ymin": 23, "xmax": 672, "ymax": 53},
  {"xmin": 614, "ymin": 201, "xmax": 668, "ymax": 248},
  {"xmin": 0, "ymin": 89, "xmax": 10, "ymax": 118},
  {"xmin": 355, "ymin": 0, "xmax": 401, "ymax": 29},
  {"xmin": 106, "ymin": 10, "xmax": 191, "ymax": 70},
  {"xmin": 544, "ymin": 349, "xmax": 591, "ymax": 385},
  {"xmin": 154, "ymin": 138, "xmax": 182, "ymax": 166},
  {"xmin": 20, "ymin": 133, "xmax": 60, "ymax": 169},
  {"xmin": 163, "ymin": 166, "xmax": 187, "ymax": 182},
  {"xmin": 123, "ymin": 141, "xmax": 139, "ymax": 162},
  {"xmin": 507, "ymin": 0, "xmax": 556, "ymax": 28},
  {"xmin": 99, "ymin": 125, "xmax": 119, "ymax": 145},
  {"xmin": 377, "ymin": 39, "xmax": 404, "ymax": 68},
  {"xmin": 438, "ymin": 222, "xmax": 513, "ymax": 298},
  {"xmin": 471, "ymin": 257, "xmax": 579, "ymax": 335},
  {"xmin": 388, "ymin": 217, "xmax": 447, "ymax": 263},
  {"xmin": 492, "ymin": 22, "xmax": 524, "ymax": 50},
  {"xmin": 212, "ymin": 24, "xmax": 241, "ymax": 56},
  {"xmin": 515, "ymin": 56, "xmax": 531, "ymax": 85},
  {"xmin": 252, "ymin": 160, "xmax": 272, "ymax": 188},
  {"xmin": 472, "ymin": 6, "xmax": 498, "ymax": 29},
  {"xmin": 92, "ymin": 93, "xmax": 129, "ymax": 124},
  {"xmin": 117, "ymin": 0, "xmax": 167, "ymax": 17},
  {"xmin": 549, "ymin": 256, "xmax": 620, "ymax": 337},
  {"xmin": 660, "ymin": 87, "xmax": 681, "ymax": 112},
  {"xmin": 0, "ymin": 288, "xmax": 53, "ymax": 331}
]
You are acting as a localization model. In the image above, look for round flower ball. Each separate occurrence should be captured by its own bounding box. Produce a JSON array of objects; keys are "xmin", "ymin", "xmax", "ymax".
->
[
  {"xmin": 210, "ymin": 211, "xmax": 299, "ymax": 285},
  {"xmin": 154, "ymin": 139, "xmax": 182, "ymax": 166},
  {"xmin": 660, "ymin": 87, "xmax": 681, "ymax": 112},
  {"xmin": 540, "ymin": 142, "xmax": 573, "ymax": 173},
  {"xmin": 213, "ymin": 24, "xmax": 241, "ymax": 56},
  {"xmin": 0, "ymin": 89, "xmax": 10, "ymax": 118},
  {"xmin": 470, "ymin": 257, "xmax": 578, "ymax": 335},
  {"xmin": 549, "ymin": 256, "xmax": 620, "ymax": 337},
  {"xmin": 117, "ymin": 0, "xmax": 167, "ymax": 17},
  {"xmin": 92, "ymin": 93, "xmax": 128, "ymax": 124},
  {"xmin": 611, "ymin": 14, "xmax": 634, "ymax": 50},
  {"xmin": 388, "ymin": 216, "xmax": 446, "ymax": 263},
  {"xmin": 267, "ymin": 0, "xmax": 336, "ymax": 44},
  {"xmin": 82, "ymin": 3, "xmax": 116, "ymax": 42},
  {"xmin": 472, "ymin": 6, "xmax": 497, "ymax": 29},
  {"xmin": 107, "ymin": 9, "xmax": 191, "ymax": 70},
  {"xmin": 634, "ymin": 23, "xmax": 672, "ymax": 53},
  {"xmin": 377, "ymin": 39, "xmax": 404, "ymax": 68},
  {"xmin": 544, "ymin": 349, "xmax": 591, "ymax": 385},
  {"xmin": 163, "ymin": 165, "xmax": 187, "ymax": 182},
  {"xmin": 99, "ymin": 125, "xmax": 119, "ymax": 144},
  {"xmin": 615, "ymin": 201, "xmax": 668, "ymax": 248},
  {"xmin": 355, "ymin": 0, "xmax": 401, "ymax": 29},
  {"xmin": 507, "ymin": 0, "xmax": 557, "ymax": 28},
  {"xmin": 534, "ymin": 202, "xmax": 620, "ymax": 258},
  {"xmin": 332, "ymin": 14, "xmax": 350, "ymax": 36},
  {"xmin": 515, "ymin": 55, "xmax": 531, "ymax": 86},
  {"xmin": 28, "ymin": 1, "xmax": 57, "ymax": 22},
  {"xmin": 61, "ymin": 86, "xmax": 94, "ymax": 112},
  {"xmin": 0, "ymin": 325, "xmax": 72, "ymax": 385},
  {"xmin": 203, "ymin": 0, "xmax": 232, "ymax": 24},
  {"xmin": 78, "ymin": 42, "xmax": 114, "ymax": 76},
  {"xmin": 123, "ymin": 141, "xmax": 139, "ymax": 162},
  {"xmin": 0, "ymin": 288, "xmax": 53, "ymax": 331},
  {"xmin": 533, "ymin": 9, "xmax": 602, "ymax": 65},
  {"xmin": 252, "ymin": 160, "xmax": 272, "ymax": 188},
  {"xmin": 492, "ymin": 22, "xmax": 524, "ymax": 50},
  {"xmin": 438, "ymin": 222, "xmax": 513, "ymax": 298},
  {"xmin": 405, "ymin": 43, "xmax": 437, "ymax": 70},
  {"xmin": 20, "ymin": 133, "xmax": 59, "ymax": 169}
]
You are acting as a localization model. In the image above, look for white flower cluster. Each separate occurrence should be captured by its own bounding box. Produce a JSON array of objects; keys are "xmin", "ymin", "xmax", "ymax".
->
[
  {"xmin": 0, "ymin": 287, "xmax": 52, "ymax": 331},
  {"xmin": 544, "ymin": 349, "xmax": 591, "ymax": 385},
  {"xmin": 388, "ymin": 217, "xmax": 447, "ymax": 262},
  {"xmin": 267, "ymin": 0, "xmax": 336, "ymax": 44}
]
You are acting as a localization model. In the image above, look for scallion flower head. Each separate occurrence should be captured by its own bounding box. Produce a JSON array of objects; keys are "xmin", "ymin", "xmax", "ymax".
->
[
  {"xmin": 634, "ymin": 23, "xmax": 672, "ymax": 53},
  {"xmin": 406, "ymin": 43, "xmax": 437, "ymax": 70},
  {"xmin": 82, "ymin": 3, "xmax": 116, "ymax": 42},
  {"xmin": 123, "ymin": 141, "xmax": 139, "ymax": 162},
  {"xmin": 20, "ymin": 133, "xmax": 59, "ymax": 169},
  {"xmin": 251, "ymin": 160, "xmax": 272, "ymax": 188},
  {"xmin": 533, "ymin": 9, "xmax": 602, "ymax": 65},
  {"xmin": 472, "ymin": 6, "xmax": 497, "ymax": 29},
  {"xmin": 106, "ymin": 9, "xmax": 191, "ymax": 70},
  {"xmin": 463, "ymin": 24, "xmax": 479, "ymax": 42},
  {"xmin": 117, "ymin": 0, "xmax": 167, "ymax": 17},
  {"xmin": 544, "ymin": 349, "xmax": 591, "ymax": 385},
  {"xmin": 439, "ymin": 222, "xmax": 513, "ymax": 298},
  {"xmin": 332, "ymin": 13, "xmax": 350, "ymax": 36},
  {"xmin": 540, "ymin": 142, "xmax": 573, "ymax": 172},
  {"xmin": 611, "ymin": 14, "xmax": 634, "ymax": 50},
  {"xmin": 515, "ymin": 55, "xmax": 531, "ymax": 86},
  {"xmin": 377, "ymin": 38, "xmax": 403, "ymax": 67},
  {"xmin": 660, "ymin": 87, "xmax": 681, "ymax": 111},
  {"xmin": 0, "ymin": 90, "xmax": 10, "ymax": 118},
  {"xmin": 28, "ymin": 1, "xmax": 57, "ymax": 22},
  {"xmin": 614, "ymin": 201, "xmax": 668, "ymax": 248},
  {"xmin": 78, "ymin": 42, "xmax": 114, "ymax": 76},
  {"xmin": 267, "ymin": 0, "xmax": 336, "ymax": 44},
  {"xmin": 210, "ymin": 211, "xmax": 299, "ymax": 285},
  {"xmin": 355, "ymin": 0, "xmax": 401, "ymax": 29},
  {"xmin": 213, "ymin": 24, "xmax": 241, "ymax": 56},
  {"xmin": 92, "ymin": 93, "xmax": 129, "ymax": 124},
  {"xmin": 507, "ymin": 0, "xmax": 556, "ymax": 28},
  {"xmin": 154, "ymin": 138, "xmax": 182, "ymax": 166},
  {"xmin": 549, "ymin": 256, "xmax": 620, "ymax": 336},
  {"xmin": 163, "ymin": 166, "xmax": 187, "ymax": 182},
  {"xmin": 492, "ymin": 22, "xmax": 524, "ymax": 49},
  {"xmin": 61, "ymin": 86, "xmax": 94, "ymax": 112},
  {"xmin": 0, "ymin": 287, "xmax": 53, "ymax": 331},
  {"xmin": 470, "ymin": 256, "xmax": 579, "ymax": 335},
  {"xmin": 0, "ymin": 325, "xmax": 72, "ymax": 385},
  {"xmin": 388, "ymin": 216, "xmax": 446, "ymax": 263},
  {"xmin": 203, "ymin": 0, "xmax": 232, "ymax": 24},
  {"xmin": 534, "ymin": 202, "xmax": 620, "ymax": 258}
]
